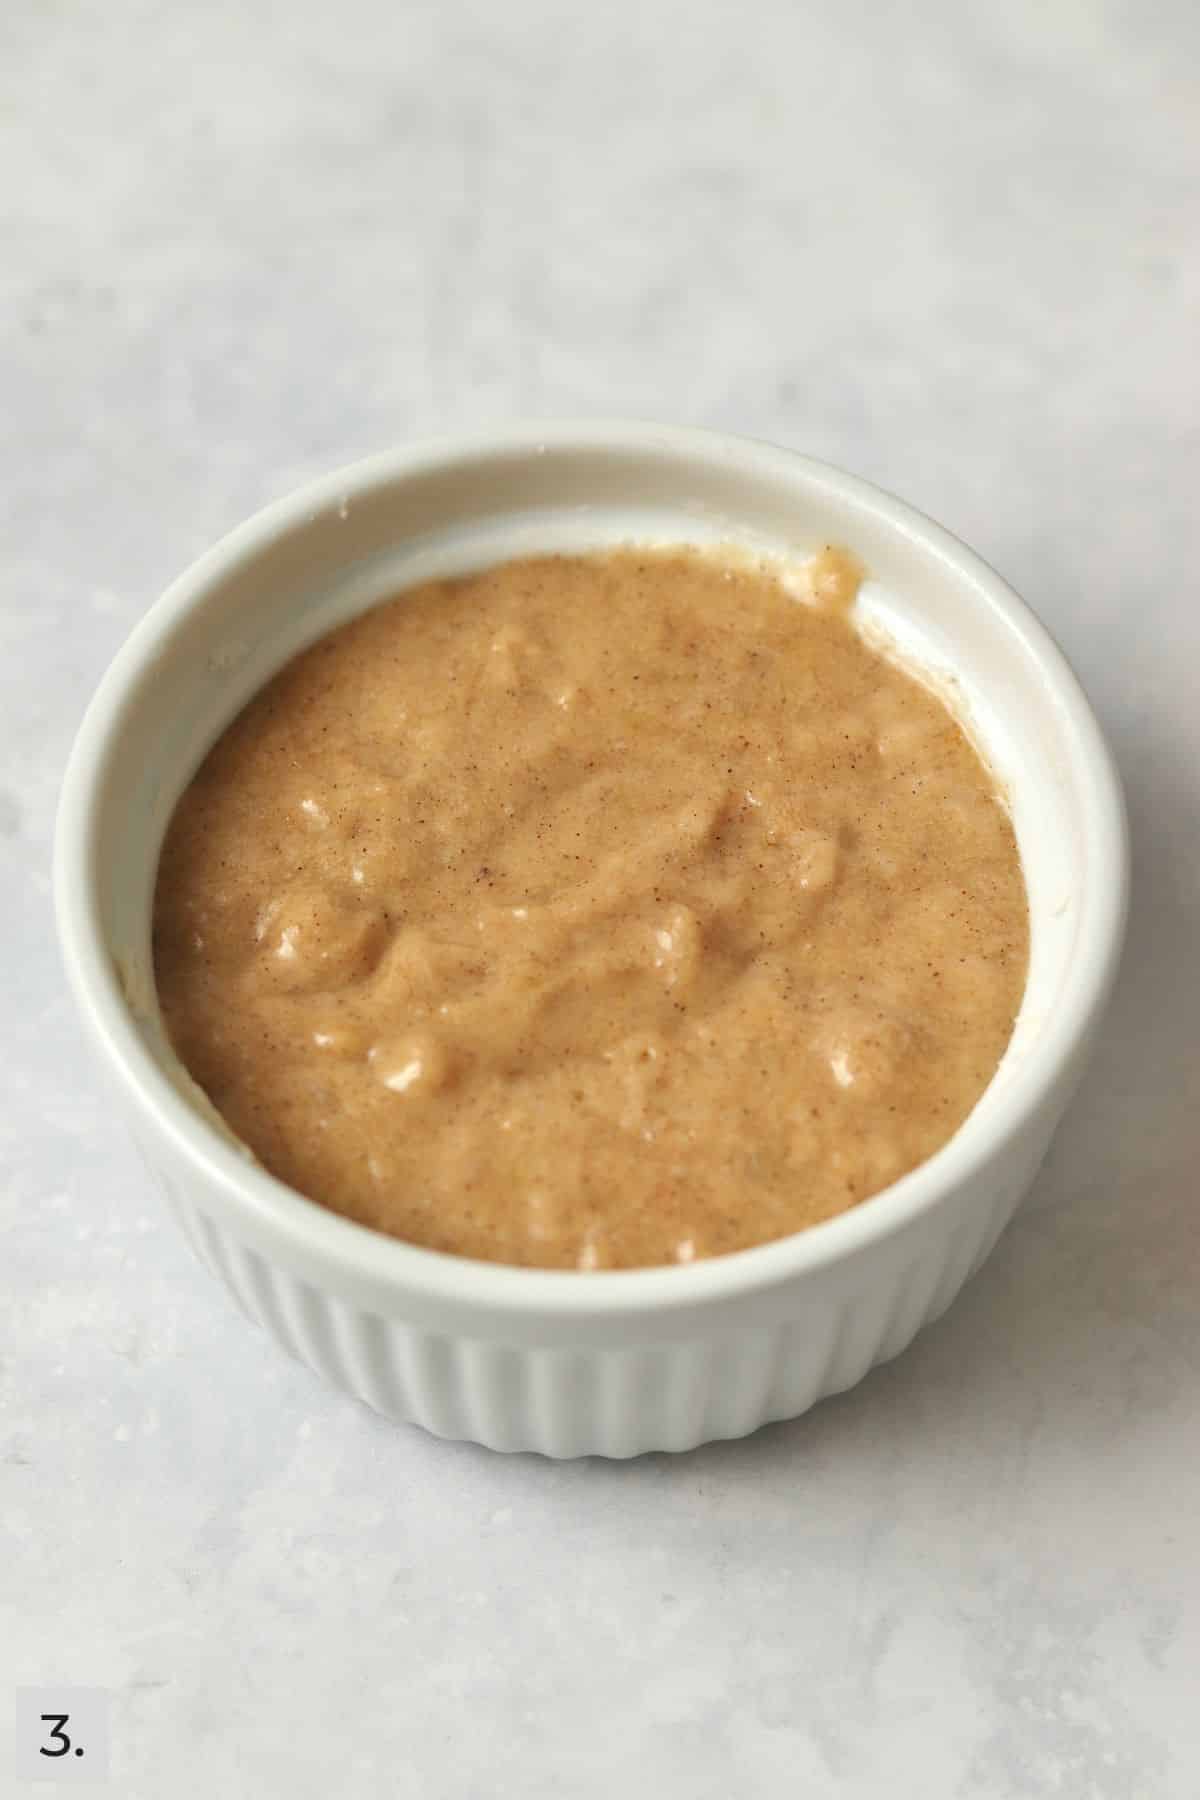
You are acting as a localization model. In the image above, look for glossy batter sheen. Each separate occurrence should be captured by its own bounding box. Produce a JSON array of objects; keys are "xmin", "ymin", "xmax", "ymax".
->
[{"xmin": 154, "ymin": 547, "xmax": 1028, "ymax": 1269}]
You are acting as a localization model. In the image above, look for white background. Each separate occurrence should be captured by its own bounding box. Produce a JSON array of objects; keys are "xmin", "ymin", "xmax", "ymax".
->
[{"xmin": 3, "ymin": 3, "xmax": 1199, "ymax": 1795}]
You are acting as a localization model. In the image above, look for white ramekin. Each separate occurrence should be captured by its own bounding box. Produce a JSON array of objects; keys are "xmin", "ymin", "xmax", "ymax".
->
[{"xmin": 55, "ymin": 423, "xmax": 1128, "ymax": 1457}]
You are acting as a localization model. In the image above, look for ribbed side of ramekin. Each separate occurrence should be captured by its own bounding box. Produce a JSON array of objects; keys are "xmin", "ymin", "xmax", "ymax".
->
[{"xmin": 156, "ymin": 1158, "xmax": 1036, "ymax": 1458}]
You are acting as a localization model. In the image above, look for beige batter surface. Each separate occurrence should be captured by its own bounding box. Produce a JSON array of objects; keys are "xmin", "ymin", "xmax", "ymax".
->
[{"xmin": 154, "ymin": 547, "xmax": 1028, "ymax": 1269}]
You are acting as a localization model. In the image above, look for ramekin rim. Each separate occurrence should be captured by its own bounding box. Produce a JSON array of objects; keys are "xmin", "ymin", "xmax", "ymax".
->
[{"xmin": 53, "ymin": 420, "xmax": 1130, "ymax": 1318}]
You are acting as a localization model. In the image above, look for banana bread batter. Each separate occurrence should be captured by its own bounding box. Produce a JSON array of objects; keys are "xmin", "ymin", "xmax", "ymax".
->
[{"xmin": 154, "ymin": 546, "xmax": 1028, "ymax": 1268}]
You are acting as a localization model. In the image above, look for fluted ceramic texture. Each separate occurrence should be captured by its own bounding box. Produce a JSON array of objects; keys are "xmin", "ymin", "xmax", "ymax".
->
[{"xmin": 159, "ymin": 1167, "xmax": 1029, "ymax": 1458}]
